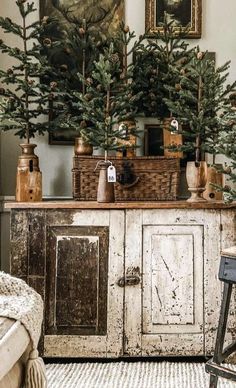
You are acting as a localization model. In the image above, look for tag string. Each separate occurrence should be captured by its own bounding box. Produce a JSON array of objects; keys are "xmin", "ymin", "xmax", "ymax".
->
[{"xmin": 94, "ymin": 160, "xmax": 112, "ymax": 172}]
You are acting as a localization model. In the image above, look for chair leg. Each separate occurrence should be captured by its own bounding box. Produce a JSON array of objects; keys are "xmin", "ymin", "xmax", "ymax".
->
[
  {"xmin": 213, "ymin": 282, "xmax": 232, "ymax": 362},
  {"xmin": 209, "ymin": 374, "xmax": 218, "ymax": 388},
  {"xmin": 208, "ymin": 282, "xmax": 232, "ymax": 388}
]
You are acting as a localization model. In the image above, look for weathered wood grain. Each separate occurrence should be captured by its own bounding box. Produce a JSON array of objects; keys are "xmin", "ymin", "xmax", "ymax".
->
[
  {"xmin": 44, "ymin": 335, "xmax": 107, "ymax": 358},
  {"xmin": 141, "ymin": 333, "xmax": 204, "ymax": 356},
  {"xmin": 28, "ymin": 210, "xmax": 45, "ymax": 277},
  {"xmin": 45, "ymin": 226, "xmax": 108, "ymax": 336},
  {"xmin": 106, "ymin": 210, "xmax": 125, "ymax": 357},
  {"xmin": 8, "ymin": 205, "xmax": 236, "ymax": 359},
  {"xmin": 10, "ymin": 210, "xmax": 28, "ymax": 277},
  {"xmin": 143, "ymin": 224, "xmax": 203, "ymax": 335},
  {"xmin": 140, "ymin": 210, "xmax": 204, "ymax": 356},
  {"xmin": 43, "ymin": 209, "xmax": 124, "ymax": 357},
  {"xmin": 219, "ymin": 210, "xmax": 236, "ymax": 359},
  {"xmin": 124, "ymin": 210, "xmax": 142, "ymax": 356}
]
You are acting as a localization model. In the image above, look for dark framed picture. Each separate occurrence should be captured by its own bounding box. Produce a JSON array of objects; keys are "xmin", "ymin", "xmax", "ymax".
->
[
  {"xmin": 40, "ymin": 0, "xmax": 124, "ymax": 38},
  {"xmin": 40, "ymin": 0, "xmax": 124, "ymax": 145},
  {"xmin": 145, "ymin": 0, "xmax": 202, "ymax": 38},
  {"xmin": 49, "ymin": 128, "xmax": 78, "ymax": 145},
  {"xmin": 144, "ymin": 124, "xmax": 164, "ymax": 156}
]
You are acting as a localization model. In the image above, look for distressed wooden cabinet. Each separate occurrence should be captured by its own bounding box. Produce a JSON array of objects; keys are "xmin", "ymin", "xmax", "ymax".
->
[{"xmin": 5, "ymin": 201, "xmax": 236, "ymax": 358}]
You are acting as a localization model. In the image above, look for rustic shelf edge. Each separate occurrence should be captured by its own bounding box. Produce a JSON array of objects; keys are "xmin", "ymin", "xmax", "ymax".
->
[{"xmin": 4, "ymin": 200, "xmax": 236, "ymax": 210}]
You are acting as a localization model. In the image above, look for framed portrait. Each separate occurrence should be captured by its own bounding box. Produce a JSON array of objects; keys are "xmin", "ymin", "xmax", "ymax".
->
[
  {"xmin": 40, "ymin": 0, "xmax": 125, "ymax": 145},
  {"xmin": 145, "ymin": 0, "xmax": 202, "ymax": 38}
]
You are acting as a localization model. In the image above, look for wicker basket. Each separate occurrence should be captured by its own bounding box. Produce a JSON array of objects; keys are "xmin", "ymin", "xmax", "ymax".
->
[{"xmin": 72, "ymin": 156, "xmax": 180, "ymax": 201}]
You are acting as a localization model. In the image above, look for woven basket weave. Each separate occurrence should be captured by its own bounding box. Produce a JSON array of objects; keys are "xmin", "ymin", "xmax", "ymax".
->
[{"xmin": 72, "ymin": 156, "xmax": 180, "ymax": 201}]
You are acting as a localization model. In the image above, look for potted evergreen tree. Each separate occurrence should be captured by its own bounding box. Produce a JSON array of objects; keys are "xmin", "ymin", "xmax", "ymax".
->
[
  {"xmin": 164, "ymin": 49, "xmax": 236, "ymax": 202},
  {"xmin": 0, "ymin": 0, "xmax": 52, "ymax": 201},
  {"xmin": 132, "ymin": 16, "xmax": 192, "ymax": 157},
  {"xmin": 76, "ymin": 43, "xmax": 141, "ymax": 202},
  {"xmin": 48, "ymin": 18, "xmax": 106, "ymax": 155}
]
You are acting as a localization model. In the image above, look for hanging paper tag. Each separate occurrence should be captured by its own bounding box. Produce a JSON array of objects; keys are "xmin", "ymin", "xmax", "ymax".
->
[
  {"xmin": 170, "ymin": 119, "xmax": 179, "ymax": 133},
  {"xmin": 107, "ymin": 165, "xmax": 116, "ymax": 183}
]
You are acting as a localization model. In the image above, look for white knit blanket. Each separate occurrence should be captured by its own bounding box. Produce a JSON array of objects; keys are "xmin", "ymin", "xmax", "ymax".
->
[{"xmin": 0, "ymin": 271, "xmax": 43, "ymax": 349}]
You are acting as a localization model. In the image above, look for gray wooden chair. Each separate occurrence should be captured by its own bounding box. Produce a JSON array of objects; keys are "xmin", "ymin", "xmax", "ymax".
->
[{"xmin": 205, "ymin": 246, "xmax": 236, "ymax": 387}]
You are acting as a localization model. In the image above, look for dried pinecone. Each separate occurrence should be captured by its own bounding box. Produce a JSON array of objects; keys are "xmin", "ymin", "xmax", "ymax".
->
[
  {"xmin": 50, "ymin": 81, "xmax": 57, "ymax": 89},
  {"xmin": 86, "ymin": 78, "xmax": 93, "ymax": 86},
  {"xmin": 224, "ymin": 166, "xmax": 232, "ymax": 174},
  {"xmin": 42, "ymin": 16, "xmax": 49, "ymax": 25},
  {"xmin": 197, "ymin": 51, "xmax": 204, "ymax": 60},
  {"xmin": 110, "ymin": 53, "xmax": 120, "ymax": 64},
  {"xmin": 224, "ymin": 185, "xmax": 231, "ymax": 192},
  {"xmin": 96, "ymin": 84, "xmax": 103, "ymax": 92},
  {"xmin": 0, "ymin": 87, "xmax": 6, "ymax": 95},
  {"xmin": 84, "ymin": 93, "xmax": 92, "ymax": 101},
  {"xmin": 79, "ymin": 28, "xmax": 85, "ymax": 36},
  {"xmin": 60, "ymin": 64, "xmax": 68, "ymax": 72},
  {"xmin": 123, "ymin": 26, "xmax": 130, "ymax": 33},
  {"xmin": 175, "ymin": 83, "xmax": 181, "ymax": 91},
  {"xmin": 43, "ymin": 38, "xmax": 52, "ymax": 47}
]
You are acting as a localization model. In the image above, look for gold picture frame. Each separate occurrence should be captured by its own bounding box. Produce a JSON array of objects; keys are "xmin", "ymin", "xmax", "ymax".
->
[{"xmin": 145, "ymin": 0, "xmax": 202, "ymax": 38}]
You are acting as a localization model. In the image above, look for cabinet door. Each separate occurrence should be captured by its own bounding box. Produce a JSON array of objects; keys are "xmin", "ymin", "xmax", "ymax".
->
[
  {"xmin": 39, "ymin": 210, "xmax": 124, "ymax": 358},
  {"xmin": 124, "ymin": 209, "xmax": 221, "ymax": 357}
]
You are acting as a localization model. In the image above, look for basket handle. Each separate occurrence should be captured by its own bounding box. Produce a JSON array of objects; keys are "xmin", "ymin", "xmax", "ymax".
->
[{"xmin": 117, "ymin": 176, "xmax": 140, "ymax": 189}]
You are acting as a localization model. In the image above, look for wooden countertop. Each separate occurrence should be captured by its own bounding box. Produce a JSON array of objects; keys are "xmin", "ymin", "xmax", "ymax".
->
[{"xmin": 4, "ymin": 200, "xmax": 236, "ymax": 210}]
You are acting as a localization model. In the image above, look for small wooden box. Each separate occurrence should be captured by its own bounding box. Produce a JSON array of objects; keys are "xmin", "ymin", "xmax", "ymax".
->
[{"xmin": 72, "ymin": 156, "xmax": 180, "ymax": 201}]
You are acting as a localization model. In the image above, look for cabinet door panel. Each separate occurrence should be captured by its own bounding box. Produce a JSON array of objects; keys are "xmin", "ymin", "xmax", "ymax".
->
[
  {"xmin": 45, "ymin": 226, "xmax": 108, "ymax": 336},
  {"xmin": 150, "ymin": 233, "xmax": 194, "ymax": 325},
  {"xmin": 143, "ymin": 225, "xmax": 203, "ymax": 335},
  {"xmin": 125, "ymin": 209, "xmax": 209, "ymax": 357},
  {"xmin": 43, "ymin": 209, "xmax": 125, "ymax": 358}
]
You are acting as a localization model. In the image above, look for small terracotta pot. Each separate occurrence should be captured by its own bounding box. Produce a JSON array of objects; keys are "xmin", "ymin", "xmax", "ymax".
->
[
  {"xmin": 186, "ymin": 161, "xmax": 207, "ymax": 202},
  {"xmin": 97, "ymin": 162, "xmax": 115, "ymax": 203},
  {"xmin": 74, "ymin": 137, "xmax": 93, "ymax": 156}
]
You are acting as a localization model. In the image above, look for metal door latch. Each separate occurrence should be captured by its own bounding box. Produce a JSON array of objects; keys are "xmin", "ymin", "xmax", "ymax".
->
[{"xmin": 117, "ymin": 275, "xmax": 140, "ymax": 287}]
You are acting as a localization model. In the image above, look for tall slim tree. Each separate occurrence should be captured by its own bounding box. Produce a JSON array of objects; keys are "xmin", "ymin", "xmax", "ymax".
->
[
  {"xmin": 215, "ymin": 103, "xmax": 236, "ymax": 201},
  {"xmin": 164, "ymin": 49, "xmax": 236, "ymax": 164},
  {"xmin": 77, "ymin": 43, "xmax": 141, "ymax": 159},
  {"xmin": 0, "ymin": 0, "xmax": 52, "ymax": 142},
  {"xmin": 132, "ymin": 16, "xmax": 191, "ymax": 117}
]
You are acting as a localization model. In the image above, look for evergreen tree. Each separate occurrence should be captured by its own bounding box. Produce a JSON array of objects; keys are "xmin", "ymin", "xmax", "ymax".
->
[
  {"xmin": 132, "ymin": 16, "xmax": 191, "ymax": 118},
  {"xmin": 215, "ymin": 103, "xmax": 236, "ymax": 201},
  {"xmin": 47, "ymin": 18, "xmax": 108, "ymax": 136},
  {"xmin": 164, "ymin": 49, "xmax": 236, "ymax": 163},
  {"xmin": 54, "ymin": 22, "xmax": 143, "ymax": 143},
  {"xmin": 0, "ymin": 0, "xmax": 52, "ymax": 142},
  {"xmin": 76, "ymin": 43, "xmax": 141, "ymax": 158}
]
